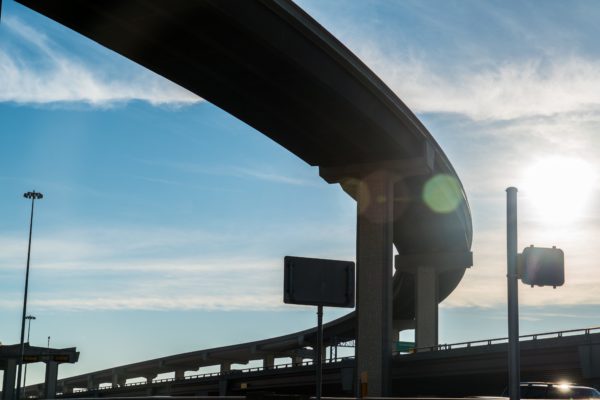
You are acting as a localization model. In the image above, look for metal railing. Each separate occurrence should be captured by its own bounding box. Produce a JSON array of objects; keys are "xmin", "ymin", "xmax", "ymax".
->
[
  {"xmin": 405, "ymin": 326, "xmax": 600, "ymax": 354},
  {"xmin": 70, "ymin": 356, "xmax": 355, "ymax": 393},
  {"xmin": 65, "ymin": 326, "xmax": 600, "ymax": 394}
]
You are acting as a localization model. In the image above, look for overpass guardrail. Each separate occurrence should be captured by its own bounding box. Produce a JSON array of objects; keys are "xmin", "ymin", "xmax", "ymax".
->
[{"xmin": 406, "ymin": 326, "xmax": 600, "ymax": 354}]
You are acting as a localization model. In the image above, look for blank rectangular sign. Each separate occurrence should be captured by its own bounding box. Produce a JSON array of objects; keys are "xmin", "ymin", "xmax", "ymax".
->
[{"xmin": 284, "ymin": 256, "xmax": 355, "ymax": 308}]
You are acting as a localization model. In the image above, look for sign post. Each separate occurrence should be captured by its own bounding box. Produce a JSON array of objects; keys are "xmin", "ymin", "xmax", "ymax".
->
[{"xmin": 283, "ymin": 256, "xmax": 355, "ymax": 400}]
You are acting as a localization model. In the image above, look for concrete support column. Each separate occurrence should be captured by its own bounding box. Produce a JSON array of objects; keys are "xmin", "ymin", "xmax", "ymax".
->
[
  {"xmin": 2, "ymin": 359, "xmax": 17, "ymax": 400},
  {"xmin": 355, "ymin": 170, "xmax": 395, "ymax": 397},
  {"xmin": 43, "ymin": 361, "xmax": 59, "ymax": 399},
  {"xmin": 263, "ymin": 355, "xmax": 275, "ymax": 369},
  {"xmin": 86, "ymin": 376, "xmax": 96, "ymax": 391},
  {"xmin": 219, "ymin": 363, "xmax": 231, "ymax": 373},
  {"xmin": 293, "ymin": 356, "xmax": 303, "ymax": 365},
  {"xmin": 174, "ymin": 370, "xmax": 185, "ymax": 380},
  {"xmin": 111, "ymin": 372, "xmax": 125, "ymax": 388},
  {"xmin": 392, "ymin": 329, "xmax": 400, "ymax": 352},
  {"xmin": 61, "ymin": 384, "xmax": 73, "ymax": 394},
  {"xmin": 144, "ymin": 374, "xmax": 157, "ymax": 384},
  {"xmin": 415, "ymin": 265, "xmax": 438, "ymax": 348},
  {"xmin": 218, "ymin": 377, "xmax": 228, "ymax": 396}
]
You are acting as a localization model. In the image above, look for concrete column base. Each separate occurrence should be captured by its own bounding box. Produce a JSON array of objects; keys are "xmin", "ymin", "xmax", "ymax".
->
[
  {"xmin": 2, "ymin": 359, "xmax": 17, "ymax": 400},
  {"xmin": 43, "ymin": 361, "xmax": 59, "ymax": 399},
  {"xmin": 415, "ymin": 265, "xmax": 438, "ymax": 348},
  {"xmin": 263, "ymin": 355, "xmax": 274, "ymax": 369},
  {"xmin": 355, "ymin": 170, "xmax": 395, "ymax": 397}
]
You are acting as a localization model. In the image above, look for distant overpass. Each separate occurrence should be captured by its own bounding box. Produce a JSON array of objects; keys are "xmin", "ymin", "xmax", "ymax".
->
[
  {"xmin": 13, "ymin": 0, "xmax": 473, "ymax": 395},
  {"xmin": 21, "ymin": 327, "xmax": 600, "ymax": 398}
]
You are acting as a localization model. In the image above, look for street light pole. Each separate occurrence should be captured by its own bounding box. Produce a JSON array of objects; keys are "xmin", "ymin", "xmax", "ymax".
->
[
  {"xmin": 16, "ymin": 191, "xmax": 43, "ymax": 400},
  {"xmin": 22, "ymin": 315, "xmax": 36, "ymax": 394}
]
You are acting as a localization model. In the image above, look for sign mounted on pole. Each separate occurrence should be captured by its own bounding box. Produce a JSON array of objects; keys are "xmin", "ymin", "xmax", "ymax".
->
[
  {"xmin": 520, "ymin": 246, "xmax": 564, "ymax": 288},
  {"xmin": 283, "ymin": 255, "xmax": 355, "ymax": 400},
  {"xmin": 283, "ymin": 256, "xmax": 355, "ymax": 308}
]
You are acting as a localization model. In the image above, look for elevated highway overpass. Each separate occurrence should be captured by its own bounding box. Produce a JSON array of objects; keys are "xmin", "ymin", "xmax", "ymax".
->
[
  {"xmin": 13, "ymin": 0, "xmax": 473, "ymax": 396},
  {"xmin": 20, "ymin": 327, "xmax": 600, "ymax": 398}
]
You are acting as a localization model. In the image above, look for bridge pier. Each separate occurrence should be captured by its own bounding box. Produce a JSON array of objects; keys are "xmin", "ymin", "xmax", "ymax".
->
[
  {"xmin": 86, "ymin": 375, "xmax": 96, "ymax": 391},
  {"xmin": 263, "ymin": 355, "xmax": 275, "ymax": 368},
  {"xmin": 396, "ymin": 251, "xmax": 472, "ymax": 349},
  {"xmin": 174, "ymin": 369, "xmax": 185, "ymax": 380},
  {"xmin": 353, "ymin": 170, "xmax": 395, "ymax": 397},
  {"xmin": 43, "ymin": 361, "xmax": 59, "ymax": 399},
  {"xmin": 415, "ymin": 265, "xmax": 438, "ymax": 348},
  {"xmin": 144, "ymin": 374, "xmax": 157, "ymax": 384},
  {"xmin": 320, "ymin": 155, "xmax": 435, "ymax": 397},
  {"xmin": 111, "ymin": 372, "xmax": 125, "ymax": 388},
  {"xmin": 220, "ymin": 362, "xmax": 231, "ymax": 373},
  {"xmin": 2, "ymin": 358, "xmax": 17, "ymax": 400}
]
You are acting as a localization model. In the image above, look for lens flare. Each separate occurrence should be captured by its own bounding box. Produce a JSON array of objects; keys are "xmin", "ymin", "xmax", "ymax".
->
[{"xmin": 423, "ymin": 174, "xmax": 462, "ymax": 213}]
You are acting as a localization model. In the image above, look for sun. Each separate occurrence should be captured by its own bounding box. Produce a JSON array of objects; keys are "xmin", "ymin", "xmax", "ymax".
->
[{"xmin": 520, "ymin": 156, "xmax": 596, "ymax": 223}]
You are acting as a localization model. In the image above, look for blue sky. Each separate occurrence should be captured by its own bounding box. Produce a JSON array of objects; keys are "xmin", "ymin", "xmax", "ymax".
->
[{"xmin": 3, "ymin": 0, "xmax": 600, "ymax": 385}]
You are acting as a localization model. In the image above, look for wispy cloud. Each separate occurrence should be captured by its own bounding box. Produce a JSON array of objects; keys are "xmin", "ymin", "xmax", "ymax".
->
[
  {"xmin": 358, "ymin": 45, "xmax": 600, "ymax": 121},
  {"xmin": 0, "ymin": 223, "xmax": 354, "ymax": 311},
  {"xmin": 0, "ymin": 16, "xmax": 201, "ymax": 106},
  {"xmin": 138, "ymin": 159, "xmax": 321, "ymax": 187}
]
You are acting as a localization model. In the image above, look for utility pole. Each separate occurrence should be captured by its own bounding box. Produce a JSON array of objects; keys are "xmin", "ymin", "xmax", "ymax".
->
[{"xmin": 506, "ymin": 187, "xmax": 520, "ymax": 400}]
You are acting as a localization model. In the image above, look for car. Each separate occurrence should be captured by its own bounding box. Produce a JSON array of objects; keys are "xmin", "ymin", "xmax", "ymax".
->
[{"xmin": 502, "ymin": 382, "xmax": 600, "ymax": 399}]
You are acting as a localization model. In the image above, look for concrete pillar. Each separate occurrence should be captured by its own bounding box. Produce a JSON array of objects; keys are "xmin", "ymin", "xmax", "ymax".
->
[
  {"xmin": 415, "ymin": 265, "xmax": 438, "ymax": 348},
  {"xmin": 43, "ymin": 361, "xmax": 59, "ymax": 399},
  {"xmin": 145, "ymin": 374, "xmax": 157, "ymax": 384},
  {"xmin": 219, "ymin": 363, "xmax": 231, "ymax": 373},
  {"xmin": 111, "ymin": 372, "xmax": 125, "ymax": 388},
  {"xmin": 218, "ymin": 377, "xmax": 228, "ymax": 396},
  {"xmin": 174, "ymin": 370, "xmax": 185, "ymax": 380},
  {"xmin": 2, "ymin": 359, "xmax": 17, "ymax": 400},
  {"xmin": 355, "ymin": 170, "xmax": 394, "ymax": 397},
  {"xmin": 293, "ymin": 356, "xmax": 303, "ymax": 365},
  {"xmin": 86, "ymin": 376, "xmax": 96, "ymax": 391},
  {"xmin": 392, "ymin": 329, "xmax": 400, "ymax": 352},
  {"xmin": 263, "ymin": 355, "xmax": 275, "ymax": 369}
]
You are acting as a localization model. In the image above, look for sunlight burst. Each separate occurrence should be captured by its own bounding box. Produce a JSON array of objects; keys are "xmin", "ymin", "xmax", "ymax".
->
[{"xmin": 520, "ymin": 156, "xmax": 596, "ymax": 223}]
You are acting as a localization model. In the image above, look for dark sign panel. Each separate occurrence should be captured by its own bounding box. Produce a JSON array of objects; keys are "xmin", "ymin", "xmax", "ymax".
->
[
  {"xmin": 284, "ymin": 256, "xmax": 355, "ymax": 308},
  {"xmin": 521, "ymin": 246, "xmax": 564, "ymax": 287}
]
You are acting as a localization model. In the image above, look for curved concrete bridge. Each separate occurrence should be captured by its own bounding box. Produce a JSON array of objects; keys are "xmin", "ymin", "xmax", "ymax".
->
[{"xmin": 15, "ymin": 0, "xmax": 473, "ymax": 396}]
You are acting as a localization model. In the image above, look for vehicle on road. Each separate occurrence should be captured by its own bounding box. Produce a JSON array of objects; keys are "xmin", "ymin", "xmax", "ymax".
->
[{"xmin": 502, "ymin": 382, "xmax": 600, "ymax": 399}]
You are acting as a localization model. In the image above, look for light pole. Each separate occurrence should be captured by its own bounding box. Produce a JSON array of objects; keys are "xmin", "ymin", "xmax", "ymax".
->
[
  {"xmin": 16, "ymin": 191, "xmax": 43, "ymax": 400},
  {"xmin": 22, "ymin": 315, "xmax": 36, "ymax": 393}
]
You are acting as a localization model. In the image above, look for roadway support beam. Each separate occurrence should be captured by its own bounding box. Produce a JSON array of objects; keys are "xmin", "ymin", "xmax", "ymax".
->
[
  {"xmin": 355, "ymin": 170, "xmax": 394, "ymax": 397},
  {"xmin": 415, "ymin": 266, "xmax": 438, "ymax": 348},
  {"xmin": 43, "ymin": 361, "xmax": 59, "ymax": 399},
  {"xmin": 2, "ymin": 359, "xmax": 17, "ymax": 400}
]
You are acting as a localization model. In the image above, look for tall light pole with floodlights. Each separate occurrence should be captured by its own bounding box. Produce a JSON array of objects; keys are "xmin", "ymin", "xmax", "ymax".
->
[
  {"xmin": 16, "ymin": 191, "xmax": 43, "ymax": 399},
  {"xmin": 22, "ymin": 315, "xmax": 36, "ymax": 394}
]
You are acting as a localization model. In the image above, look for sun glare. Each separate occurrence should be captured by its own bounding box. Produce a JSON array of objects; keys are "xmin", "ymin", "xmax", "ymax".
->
[{"xmin": 520, "ymin": 156, "xmax": 596, "ymax": 224}]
